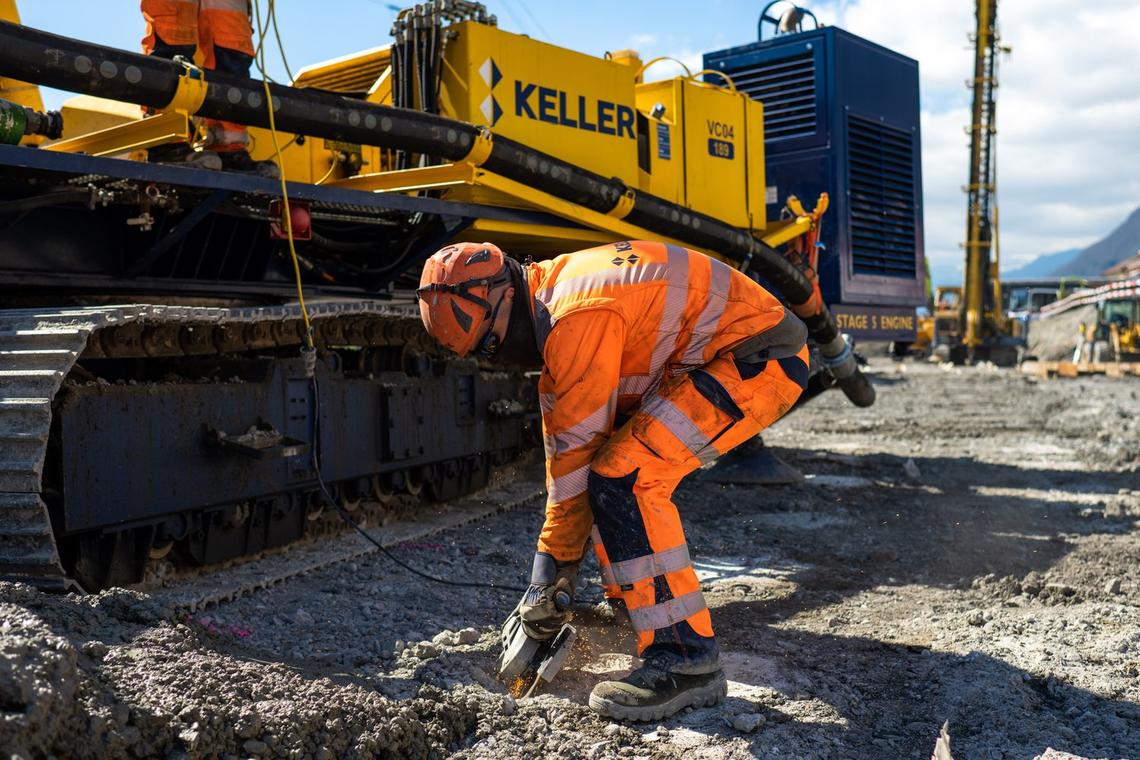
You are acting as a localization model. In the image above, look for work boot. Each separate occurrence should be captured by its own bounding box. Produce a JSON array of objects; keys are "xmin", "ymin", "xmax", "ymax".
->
[
  {"xmin": 588, "ymin": 653, "xmax": 728, "ymax": 722},
  {"xmin": 147, "ymin": 143, "xmax": 223, "ymax": 171},
  {"xmin": 219, "ymin": 149, "xmax": 281, "ymax": 178}
]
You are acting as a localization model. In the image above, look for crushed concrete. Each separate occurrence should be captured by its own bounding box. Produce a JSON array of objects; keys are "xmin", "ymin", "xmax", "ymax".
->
[{"xmin": 1, "ymin": 358, "xmax": 1138, "ymax": 759}]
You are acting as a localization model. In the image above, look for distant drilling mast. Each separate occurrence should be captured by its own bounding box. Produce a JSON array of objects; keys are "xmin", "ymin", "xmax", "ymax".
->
[{"xmin": 960, "ymin": 0, "xmax": 1005, "ymax": 361}]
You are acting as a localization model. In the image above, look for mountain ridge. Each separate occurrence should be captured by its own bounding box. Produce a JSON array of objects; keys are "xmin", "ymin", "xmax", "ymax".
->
[{"xmin": 1000, "ymin": 206, "xmax": 1140, "ymax": 279}]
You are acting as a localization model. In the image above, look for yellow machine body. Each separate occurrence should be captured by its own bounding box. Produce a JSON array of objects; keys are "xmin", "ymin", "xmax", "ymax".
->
[
  {"xmin": 441, "ymin": 22, "xmax": 640, "ymax": 183},
  {"xmin": 45, "ymin": 16, "xmax": 800, "ymax": 258},
  {"xmin": 438, "ymin": 22, "xmax": 765, "ymax": 231},
  {"xmin": 633, "ymin": 76, "xmax": 766, "ymax": 230}
]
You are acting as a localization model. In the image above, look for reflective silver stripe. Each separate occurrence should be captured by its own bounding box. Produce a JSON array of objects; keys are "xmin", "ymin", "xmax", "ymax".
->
[
  {"xmin": 647, "ymin": 245, "xmax": 690, "ymax": 383},
  {"xmin": 535, "ymin": 261, "xmax": 670, "ymax": 306},
  {"xmin": 628, "ymin": 590, "xmax": 707, "ymax": 632},
  {"xmin": 696, "ymin": 444, "xmax": 721, "ymax": 466},
  {"xmin": 202, "ymin": 0, "xmax": 250, "ymax": 11},
  {"xmin": 552, "ymin": 391, "xmax": 616, "ymax": 454},
  {"xmin": 618, "ymin": 375, "xmax": 652, "ymax": 396},
  {"xmin": 592, "ymin": 526, "xmax": 617, "ymax": 586},
  {"xmin": 641, "ymin": 394, "xmax": 710, "ymax": 458},
  {"xmin": 609, "ymin": 543, "xmax": 692, "ymax": 585},
  {"xmin": 548, "ymin": 464, "xmax": 590, "ymax": 502},
  {"xmin": 681, "ymin": 258, "xmax": 732, "ymax": 365},
  {"xmin": 539, "ymin": 393, "xmax": 557, "ymax": 413}
]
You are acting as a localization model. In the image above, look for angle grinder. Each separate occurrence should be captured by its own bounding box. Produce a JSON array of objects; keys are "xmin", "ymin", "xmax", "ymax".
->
[{"xmin": 497, "ymin": 589, "xmax": 577, "ymax": 699}]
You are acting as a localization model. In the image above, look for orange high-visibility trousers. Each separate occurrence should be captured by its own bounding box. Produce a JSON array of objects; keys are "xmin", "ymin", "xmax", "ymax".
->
[
  {"xmin": 587, "ymin": 345, "xmax": 808, "ymax": 667},
  {"xmin": 141, "ymin": 0, "xmax": 255, "ymax": 151}
]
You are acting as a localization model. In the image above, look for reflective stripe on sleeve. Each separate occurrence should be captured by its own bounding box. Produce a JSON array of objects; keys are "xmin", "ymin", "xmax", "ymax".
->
[
  {"xmin": 539, "ymin": 393, "xmax": 557, "ymax": 413},
  {"xmin": 681, "ymin": 258, "xmax": 732, "ymax": 366},
  {"xmin": 548, "ymin": 464, "xmax": 590, "ymax": 502},
  {"xmin": 628, "ymin": 590, "xmax": 708, "ymax": 632},
  {"xmin": 646, "ymin": 245, "xmax": 690, "ymax": 384},
  {"xmin": 609, "ymin": 543, "xmax": 692, "ymax": 586}
]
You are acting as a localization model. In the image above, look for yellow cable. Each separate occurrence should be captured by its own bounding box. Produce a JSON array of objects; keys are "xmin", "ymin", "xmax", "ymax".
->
[
  {"xmin": 315, "ymin": 153, "xmax": 342, "ymax": 186},
  {"xmin": 252, "ymin": 0, "xmax": 312, "ymax": 348}
]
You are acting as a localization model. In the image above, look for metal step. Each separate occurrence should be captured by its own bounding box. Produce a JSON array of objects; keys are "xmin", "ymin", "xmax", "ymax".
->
[
  {"xmin": 0, "ymin": 515, "xmax": 50, "ymax": 536},
  {"xmin": 0, "ymin": 533, "xmax": 58, "ymax": 563},
  {"xmin": 0, "ymin": 464, "xmax": 44, "ymax": 492},
  {"xmin": 0, "ymin": 329, "xmax": 88, "ymax": 350},
  {"xmin": 0, "ymin": 493, "xmax": 47, "ymax": 534},
  {"xmin": 0, "ymin": 398, "xmax": 53, "ymax": 429},
  {"xmin": 0, "ymin": 349, "xmax": 79, "ymax": 371},
  {"xmin": 0, "ymin": 369, "xmax": 66, "ymax": 399}
]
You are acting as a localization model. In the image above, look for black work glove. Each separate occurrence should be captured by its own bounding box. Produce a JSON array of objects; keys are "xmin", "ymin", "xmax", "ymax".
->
[{"xmin": 517, "ymin": 552, "xmax": 578, "ymax": 640}]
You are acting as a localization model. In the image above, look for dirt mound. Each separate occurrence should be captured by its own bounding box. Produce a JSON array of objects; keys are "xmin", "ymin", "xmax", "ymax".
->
[
  {"xmin": 1027, "ymin": 304, "xmax": 1097, "ymax": 360},
  {"xmin": 0, "ymin": 585, "xmax": 510, "ymax": 759}
]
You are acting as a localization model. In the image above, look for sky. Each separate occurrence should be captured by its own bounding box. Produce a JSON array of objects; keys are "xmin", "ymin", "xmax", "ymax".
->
[{"xmin": 17, "ymin": 0, "xmax": 1140, "ymax": 286}]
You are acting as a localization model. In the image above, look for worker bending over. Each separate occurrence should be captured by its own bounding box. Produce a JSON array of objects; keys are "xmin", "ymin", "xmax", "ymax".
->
[
  {"xmin": 417, "ymin": 240, "xmax": 808, "ymax": 720},
  {"xmin": 141, "ymin": 0, "xmax": 277, "ymax": 176}
]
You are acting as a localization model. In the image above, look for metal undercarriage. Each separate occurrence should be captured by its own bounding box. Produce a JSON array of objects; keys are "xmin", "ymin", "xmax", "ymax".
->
[{"xmin": 0, "ymin": 147, "xmax": 543, "ymax": 591}]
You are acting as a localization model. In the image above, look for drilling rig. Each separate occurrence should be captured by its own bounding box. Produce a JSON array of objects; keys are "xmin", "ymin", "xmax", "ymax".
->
[
  {"xmin": 0, "ymin": 2, "xmax": 917, "ymax": 591},
  {"xmin": 949, "ymin": 0, "xmax": 1018, "ymax": 364}
]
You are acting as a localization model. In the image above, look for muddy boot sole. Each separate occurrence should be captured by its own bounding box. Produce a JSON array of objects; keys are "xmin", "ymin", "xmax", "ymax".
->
[{"xmin": 588, "ymin": 670, "xmax": 728, "ymax": 722}]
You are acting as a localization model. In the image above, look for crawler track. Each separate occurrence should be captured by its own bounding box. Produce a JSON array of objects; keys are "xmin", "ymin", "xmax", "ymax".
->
[{"xmin": 0, "ymin": 300, "xmax": 536, "ymax": 590}]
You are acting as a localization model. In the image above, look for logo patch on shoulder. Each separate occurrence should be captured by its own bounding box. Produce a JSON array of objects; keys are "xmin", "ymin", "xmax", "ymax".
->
[{"xmin": 611, "ymin": 254, "xmax": 640, "ymax": 266}]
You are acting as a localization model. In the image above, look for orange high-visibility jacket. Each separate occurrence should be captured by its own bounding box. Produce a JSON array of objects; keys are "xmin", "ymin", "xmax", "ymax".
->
[
  {"xmin": 142, "ymin": 0, "xmax": 256, "ymax": 65},
  {"xmin": 527, "ymin": 241, "xmax": 805, "ymax": 560}
]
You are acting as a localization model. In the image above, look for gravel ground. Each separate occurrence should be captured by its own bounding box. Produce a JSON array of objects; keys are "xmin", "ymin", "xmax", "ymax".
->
[{"xmin": 2, "ymin": 358, "xmax": 1139, "ymax": 759}]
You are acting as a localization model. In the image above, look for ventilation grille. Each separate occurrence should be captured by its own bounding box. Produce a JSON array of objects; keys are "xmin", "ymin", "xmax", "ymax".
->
[
  {"xmin": 847, "ymin": 114, "xmax": 917, "ymax": 278},
  {"xmin": 726, "ymin": 50, "xmax": 817, "ymax": 141}
]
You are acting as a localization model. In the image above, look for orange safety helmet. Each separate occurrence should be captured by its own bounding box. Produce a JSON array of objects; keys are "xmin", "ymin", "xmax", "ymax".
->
[{"xmin": 417, "ymin": 242, "xmax": 515, "ymax": 357}]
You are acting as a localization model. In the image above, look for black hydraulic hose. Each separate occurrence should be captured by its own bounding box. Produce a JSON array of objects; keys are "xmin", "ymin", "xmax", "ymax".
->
[
  {"xmin": 0, "ymin": 189, "xmax": 91, "ymax": 215},
  {"xmin": 0, "ymin": 20, "xmax": 873, "ymax": 407},
  {"xmin": 481, "ymin": 134, "xmax": 626, "ymax": 214}
]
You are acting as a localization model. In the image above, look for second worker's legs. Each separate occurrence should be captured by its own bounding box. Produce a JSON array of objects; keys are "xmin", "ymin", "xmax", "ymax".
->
[{"xmin": 197, "ymin": 0, "xmax": 279, "ymax": 176}]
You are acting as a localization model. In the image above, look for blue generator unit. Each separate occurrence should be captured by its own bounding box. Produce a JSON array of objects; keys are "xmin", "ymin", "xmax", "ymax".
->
[{"xmin": 705, "ymin": 15, "xmax": 925, "ymax": 341}]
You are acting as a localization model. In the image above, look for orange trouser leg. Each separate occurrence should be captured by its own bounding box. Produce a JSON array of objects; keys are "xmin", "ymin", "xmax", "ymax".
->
[
  {"xmin": 588, "ymin": 346, "xmax": 807, "ymax": 669},
  {"xmin": 198, "ymin": 0, "xmax": 255, "ymax": 151},
  {"xmin": 143, "ymin": 0, "xmax": 254, "ymax": 150}
]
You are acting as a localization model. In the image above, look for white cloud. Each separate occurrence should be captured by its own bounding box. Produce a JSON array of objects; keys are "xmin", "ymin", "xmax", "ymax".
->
[
  {"xmin": 640, "ymin": 49, "xmax": 705, "ymax": 81},
  {"xmin": 814, "ymin": 0, "xmax": 1140, "ymax": 282}
]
